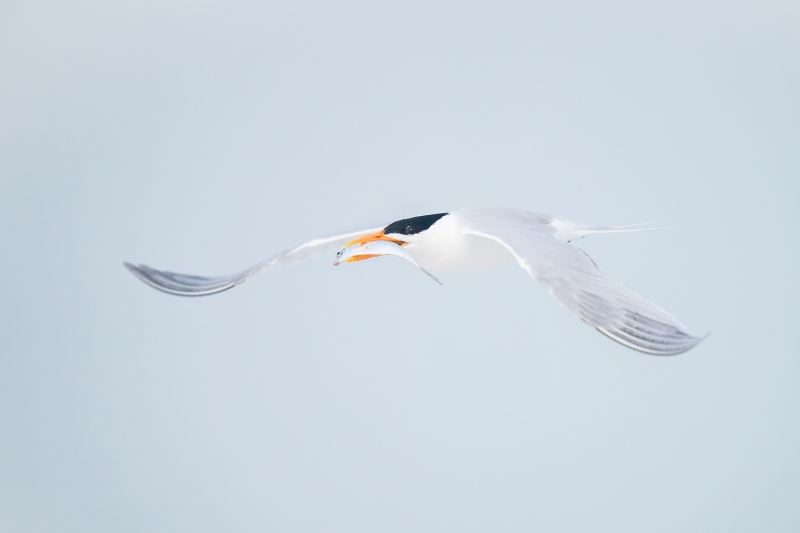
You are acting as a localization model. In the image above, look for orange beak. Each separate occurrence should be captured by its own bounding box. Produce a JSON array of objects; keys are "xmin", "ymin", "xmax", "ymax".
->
[{"xmin": 340, "ymin": 230, "xmax": 407, "ymax": 263}]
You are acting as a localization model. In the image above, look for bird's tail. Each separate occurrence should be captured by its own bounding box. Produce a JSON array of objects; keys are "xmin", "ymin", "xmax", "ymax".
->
[{"xmin": 551, "ymin": 219, "xmax": 658, "ymax": 242}]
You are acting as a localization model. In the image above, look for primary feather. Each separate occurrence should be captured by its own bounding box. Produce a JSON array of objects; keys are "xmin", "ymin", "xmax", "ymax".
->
[{"xmin": 124, "ymin": 225, "xmax": 384, "ymax": 296}]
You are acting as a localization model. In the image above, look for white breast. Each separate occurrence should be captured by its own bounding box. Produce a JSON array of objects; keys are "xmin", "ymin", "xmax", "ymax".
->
[{"xmin": 402, "ymin": 213, "xmax": 515, "ymax": 272}]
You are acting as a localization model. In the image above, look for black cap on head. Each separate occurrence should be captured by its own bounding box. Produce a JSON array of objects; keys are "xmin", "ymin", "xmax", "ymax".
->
[{"xmin": 384, "ymin": 213, "xmax": 448, "ymax": 236}]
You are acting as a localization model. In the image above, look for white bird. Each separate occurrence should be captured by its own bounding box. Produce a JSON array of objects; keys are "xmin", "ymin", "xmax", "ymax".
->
[{"xmin": 125, "ymin": 207, "xmax": 704, "ymax": 355}]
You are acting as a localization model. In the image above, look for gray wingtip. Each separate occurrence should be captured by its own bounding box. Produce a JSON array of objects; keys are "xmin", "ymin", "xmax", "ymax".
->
[
  {"xmin": 123, "ymin": 261, "xmax": 138, "ymax": 275},
  {"xmin": 123, "ymin": 261, "xmax": 237, "ymax": 297},
  {"xmin": 596, "ymin": 326, "xmax": 706, "ymax": 356}
]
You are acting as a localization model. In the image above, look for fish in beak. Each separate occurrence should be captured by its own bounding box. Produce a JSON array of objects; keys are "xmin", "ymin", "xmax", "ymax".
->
[
  {"xmin": 333, "ymin": 230, "xmax": 406, "ymax": 265},
  {"xmin": 333, "ymin": 231, "xmax": 441, "ymax": 285}
]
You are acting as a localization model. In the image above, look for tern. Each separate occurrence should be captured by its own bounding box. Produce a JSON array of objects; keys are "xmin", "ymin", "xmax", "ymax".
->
[{"xmin": 125, "ymin": 207, "xmax": 703, "ymax": 355}]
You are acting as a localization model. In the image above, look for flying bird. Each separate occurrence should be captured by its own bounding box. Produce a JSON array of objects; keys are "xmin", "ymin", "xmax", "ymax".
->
[{"xmin": 125, "ymin": 207, "xmax": 703, "ymax": 355}]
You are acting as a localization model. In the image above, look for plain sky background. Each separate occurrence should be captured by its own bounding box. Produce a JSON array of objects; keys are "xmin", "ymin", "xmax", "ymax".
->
[{"xmin": 1, "ymin": 1, "xmax": 799, "ymax": 532}]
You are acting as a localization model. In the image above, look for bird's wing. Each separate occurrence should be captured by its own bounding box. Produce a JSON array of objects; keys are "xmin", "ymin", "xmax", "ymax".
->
[
  {"xmin": 460, "ymin": 208, "xmax": 702, "ymax": 355},
  {"xmin": 124, "ymin": 225, "xmax": 385, "ymax": 296}
]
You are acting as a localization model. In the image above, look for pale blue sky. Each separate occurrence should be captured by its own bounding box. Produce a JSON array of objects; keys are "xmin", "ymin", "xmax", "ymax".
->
[{"xmin": 1, "ymin": 2, "xmax": 799, "ymax": 532}]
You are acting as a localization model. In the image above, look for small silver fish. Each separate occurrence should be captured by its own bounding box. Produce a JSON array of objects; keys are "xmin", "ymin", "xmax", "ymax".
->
[{"xmin": 334, "ymin": 240, "xmax": 442, "ymax": 285}]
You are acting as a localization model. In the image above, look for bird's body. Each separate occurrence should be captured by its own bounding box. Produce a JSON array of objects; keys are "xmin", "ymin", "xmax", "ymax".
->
[
  {"xmin": 125, "ymin": 207, "xmax": 704, "ymax": 355},
  {"xmin": 402, "ymin": 210, "xmax": 516, "ymax": 271}
]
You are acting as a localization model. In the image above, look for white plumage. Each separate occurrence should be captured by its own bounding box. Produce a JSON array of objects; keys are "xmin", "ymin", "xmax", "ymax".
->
[{"xmin": 125, "ymin": 207, "xmax": 703, "ymax": 355}]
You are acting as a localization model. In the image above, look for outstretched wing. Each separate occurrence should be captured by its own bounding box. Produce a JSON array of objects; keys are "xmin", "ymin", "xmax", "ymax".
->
[
  {"xmin": 124, "ymin": 225, "xmax": 385, "ymax": 296},
  {"xmin": 459, "ymin": 208, "xmax": 703, "ymax": 355}
]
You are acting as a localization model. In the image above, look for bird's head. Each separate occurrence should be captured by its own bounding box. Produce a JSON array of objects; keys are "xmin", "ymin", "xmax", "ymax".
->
[{"xmin": 333, "ymin": 213, "xmax": 448, "ymax": 265}]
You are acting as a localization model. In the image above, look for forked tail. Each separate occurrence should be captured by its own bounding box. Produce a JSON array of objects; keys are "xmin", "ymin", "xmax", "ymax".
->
[{"xmin": 551, "ymin": 219, "xmax": 658, "ymax": 242}]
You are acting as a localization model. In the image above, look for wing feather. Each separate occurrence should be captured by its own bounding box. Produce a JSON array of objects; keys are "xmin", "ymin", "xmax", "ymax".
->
[
  {"xmin": 459, "ymin": 207, "xmax": 702, "ymax": 355},
  {"xmin": 124, "ymin": 225, "xmax": 384, "ymax": 296}
]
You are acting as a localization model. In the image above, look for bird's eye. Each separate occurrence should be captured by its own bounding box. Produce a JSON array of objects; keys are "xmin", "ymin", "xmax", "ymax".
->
[
  {"xmin": 336, "ymin": 250, "xmax": 342, "ymax": 257},
  {"xmin": 406, "ymin": 225, "xmax": 414, "ymax": 233}
]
